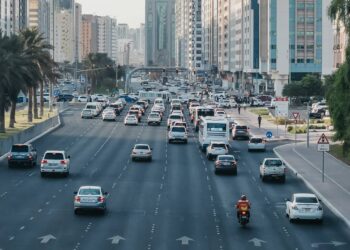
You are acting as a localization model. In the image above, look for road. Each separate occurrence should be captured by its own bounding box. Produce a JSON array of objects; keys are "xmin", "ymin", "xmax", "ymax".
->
[{"xmin": 0, "ymin": 103, "xmax": 349, "ymax": 250}]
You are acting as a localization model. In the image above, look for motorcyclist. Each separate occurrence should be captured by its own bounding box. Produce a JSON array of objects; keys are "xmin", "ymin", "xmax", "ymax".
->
[{"xmin": 236, "ymin": 195, "xmax": 251, "ymax": 220}]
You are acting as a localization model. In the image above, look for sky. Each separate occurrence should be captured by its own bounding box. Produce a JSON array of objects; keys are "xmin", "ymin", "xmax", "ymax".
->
[{"xmin": 76, "ymin": 0, "xmax": 145, "ymax": 28}]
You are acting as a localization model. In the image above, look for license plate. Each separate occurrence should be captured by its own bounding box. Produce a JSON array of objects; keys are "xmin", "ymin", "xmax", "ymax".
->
[
  {"xmin": 49, "ymin": 163, "xmax": 57, "ymax": 167},
  {"xmin": 82, "ymin": 198, "xmax": 96, "ymax": 203}
]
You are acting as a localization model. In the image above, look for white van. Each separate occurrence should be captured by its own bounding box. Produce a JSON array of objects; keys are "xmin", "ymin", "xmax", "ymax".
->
[{"xmin": 85, "ymin": 102, "xmax": 101, "ymax": 116}]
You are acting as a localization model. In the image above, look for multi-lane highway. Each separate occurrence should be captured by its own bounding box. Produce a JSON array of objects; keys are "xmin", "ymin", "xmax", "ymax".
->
[{"xmin": 0, "ymin": 103, "xmax": 349, "ymax": 250}]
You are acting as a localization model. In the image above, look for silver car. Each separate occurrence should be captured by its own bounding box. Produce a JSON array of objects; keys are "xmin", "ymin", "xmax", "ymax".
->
[
  {"xmin": 131, "ymin": 144, "xmax": 152, "ymax": 161},
  {"xmin": 74, "ymin": 186, "xmax": 108, "ymax": 214},
  {"xmin": 81, "ymin": 109, "xmax": 94, "ymax": 119}
]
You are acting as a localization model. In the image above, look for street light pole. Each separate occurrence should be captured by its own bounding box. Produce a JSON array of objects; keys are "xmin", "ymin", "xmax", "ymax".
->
[{"xmin": 307, "ymin": 102, "xmax": 310, "ymax": 148}]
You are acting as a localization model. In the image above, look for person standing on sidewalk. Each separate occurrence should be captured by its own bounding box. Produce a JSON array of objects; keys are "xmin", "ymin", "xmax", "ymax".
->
[
  {"xmin": 237, "ymin": 104, "xmax": 241, "ymax": 114},
  {"xmin": 258, "ymin": 115, "xmax": 262, "ymax": 128}
]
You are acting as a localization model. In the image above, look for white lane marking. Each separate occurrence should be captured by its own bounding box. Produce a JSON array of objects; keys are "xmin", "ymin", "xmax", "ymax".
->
[
  {"xmin": 112, "ymin": 183, "xmax": 117, "ymax": 189},
  {"xmin": 258, "ymin": 186, "xmax": 263, "ymax": 192},
  {"xmin": 0, "ymin": 192, "xmax": 7, "ymax": 198},
  {"xmin": 45, "ymin": 201, "xmax": 50, "ymax": 205},
  {"xmin": 38, "ymin": 209, "xmax": 42, "ymax": 213},
  {"xmin": 28, "ymin": 172, "xmax": 35, "ymax": 177},
  {"xmin": 252, "ymin": 176, "xmax": 256, "ymax": 182},
  {"xmin": 29, "ymin": 217, "xmax": 34, "ymax": 221},
  {"xmin": 9, "ymin": 236, "xmax": 15, "ymax": 241},
  {"xmin": 264, "ymin": 197, "xmax": 271, "ymax": 205},
  {"xmin": 52, "ymin": 195, "xmax": 56, "ymax": 199},
  {"xmin": 19, "ymin": 226, "xmax": 25, "ymax": 231}
]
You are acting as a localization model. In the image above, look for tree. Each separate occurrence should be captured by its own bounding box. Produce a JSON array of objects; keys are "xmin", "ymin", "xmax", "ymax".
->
[{"xmin": 282, "ymin": 74, "xmax": 324, "ymax": 98}]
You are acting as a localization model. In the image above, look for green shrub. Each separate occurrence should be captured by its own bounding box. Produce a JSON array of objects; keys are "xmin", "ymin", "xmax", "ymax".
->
[{"xmin": 287, "ymin": 126, "xmax": 293, "ymax": 132}]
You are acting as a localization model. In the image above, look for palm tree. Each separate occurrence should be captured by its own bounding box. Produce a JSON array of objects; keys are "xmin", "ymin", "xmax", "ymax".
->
[{"xmin": 20, "ymin": 28, "xmax": 54, "ymax": 120}]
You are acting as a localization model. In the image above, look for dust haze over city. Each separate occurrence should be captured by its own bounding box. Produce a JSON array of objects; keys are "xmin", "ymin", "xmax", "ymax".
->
[{"xmin": 1, "ymin": 0, "xmax": 350, "ymax": 250}]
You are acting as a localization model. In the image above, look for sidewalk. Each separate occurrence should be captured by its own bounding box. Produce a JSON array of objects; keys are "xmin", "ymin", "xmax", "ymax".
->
[{"xmin": 274, "ymin": 142, "xmax": 350, "ymax": 228}]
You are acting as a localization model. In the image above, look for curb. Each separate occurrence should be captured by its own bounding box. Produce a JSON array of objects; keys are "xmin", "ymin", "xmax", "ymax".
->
[
  {"xmin": 0, "ymin": 107, "xmax": 68, "ymax": 161},
  {"xmin": 273, "ymin": 143, "xmax": 350, "ymax": 228}
]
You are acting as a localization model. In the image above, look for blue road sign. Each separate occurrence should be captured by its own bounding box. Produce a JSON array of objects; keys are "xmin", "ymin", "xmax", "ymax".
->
[{"xmin": 266, "ymin": 131, "xmax": 273, "ymax": 138}]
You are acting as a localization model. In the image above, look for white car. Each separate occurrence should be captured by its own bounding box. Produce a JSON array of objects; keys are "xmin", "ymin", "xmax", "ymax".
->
[
  {"xmin": 40, "ymin": 150, "xmax": 70, "ymax": 177},
  {"xmin": 124, "ymin": 114, "xmax": 138, "ymax": 125},
  {"xmin": 102, "ymin": 110, "xmax": 117, "ymax": 121},
  {"xmin": 168, "ymin": 126, "xmax": 188, "ymax": 144},
  {"xmin": 248, "ymin": 137, "xmax": 266, "ymax": 152},
  {"xmin": 286, "ymin": 193, "xmax": 323, "ymax": 223},
  {"xmin": 78, "ymin": 95, "xmax": 89, "ymax": 102},
  {"xmin": 131, "ymin": 144, "xmax": 152, "ymax": 161},
  {"xmin": 147, "ymin": 113, "xmax": 161, "ymax": 125},
  {"xmin": 215, "ymin": 110, "xmax": 226, "ymax": 117},
  {"xmin": 259, "ymin": 158, "xmax": 286, "ymax": 182},
  {"xmin": 167, "ymin": 114, "xmax": 184, "ymax": 128},
  {"xmin": 81, "ymin": 109, "xmax": 94, "ymax": 119},
  {"xmin": 206, "ymin": 141, "xmax": 229, "ymax": 160}
]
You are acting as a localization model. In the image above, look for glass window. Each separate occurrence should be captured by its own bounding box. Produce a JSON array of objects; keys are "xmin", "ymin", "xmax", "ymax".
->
[
  {"xmin": 44, "ymin": 152, "xmax": 64, "ymax": 160},
  {"xmin": 11, "ymin": 145, "xmax": 29, "ymax": 152},
  {"xmin": 295, "ymin": 197, "xmax": 318, "ymax": 203},
  {"xmin": 135, "ymin": 145, "xmax": 150, "ymax": 150},
  {"xmin": 265, "ymin": 159, "xmax": 282, "ymax": 166}
]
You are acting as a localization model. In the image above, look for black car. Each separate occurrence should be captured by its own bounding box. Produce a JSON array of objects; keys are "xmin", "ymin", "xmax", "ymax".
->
[
  {"xmin": 57, "ymin": 94, "xmax": 74, "ymax": 102},
  {"xmin": 309, "ymin": 108, "xmax": 326, "ymax": 119},
  {"xmin": 215, "ymin": 155, "xmax": 238, "ymax": 175},
  {"xmin": 8, "ymin": 144, "xmax": 37, "ymax": 168}
]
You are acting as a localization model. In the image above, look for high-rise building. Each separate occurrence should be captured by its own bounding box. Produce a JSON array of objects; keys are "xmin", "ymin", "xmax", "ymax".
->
[
  {"xmin": 145, "ymin": 0, "xmax": 175, "ymax": 66},
  {"xmin": 259, "ymin": 0, "xmax": 333, "ymax": 96},
  {"xmin": 202, "ymin": 0, "xmax": 218, "ymax": 70},
  {"xmin": 333, "ymin": 22, "xmax": 348, "ymax": 70},
  {"xmin": 96, "ymin": 16, "xmax": 118, "ymax": 62},
  {"xmin": 81, "ymin": 14, "xmax": 97, "ymax": 59},
  {"xmin": 175, "ymin": 0, "xmax": 188, "ymax": 67},
  {"xmin": 74, "ymin": 2, "xmax": 82, "ymax": 62},
  {"xmin": 139, "ymin": 23, "xmax": 145, "ymax": 54},
  {"xmin": 118, "ymin": 23, "xmax": 129, "ymax": 39},
  {"xmin": 0, "ymin": 0, "xmax": 20, "ymax": 35}
]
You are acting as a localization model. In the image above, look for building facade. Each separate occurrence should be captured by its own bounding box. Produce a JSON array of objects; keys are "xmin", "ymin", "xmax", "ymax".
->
[
  {"xmin": 259, "ymin": 0, "xmax": 333, "ymax": 97},
  {"xmin": 202, "ymin": 0, "xmax": 218, "ymax": 70},
  {"xmin": 145, "ymin": 0, "xmax": 175, "ymax": 66}
]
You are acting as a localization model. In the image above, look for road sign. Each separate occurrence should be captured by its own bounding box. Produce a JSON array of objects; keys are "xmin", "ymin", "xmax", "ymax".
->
[
  {"xmin": 317, "ymin": 133, "xmax": 330, "ymax": 152},
  {"xmin": 266, "ymin": 131, "xmax": 273, "ymax": 138},
  {"xmin": 292, "ymin": 112, "xmax": 299, "ymax": 120}
]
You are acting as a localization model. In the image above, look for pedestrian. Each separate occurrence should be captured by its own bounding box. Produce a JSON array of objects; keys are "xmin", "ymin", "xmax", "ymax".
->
[
  {"xmin": 237, "ymin": 104, "xmax": 241, "ymax": 115},
  {"xmin": 258, "ymin": 115, "xmax": 262, "ymax": 128}
]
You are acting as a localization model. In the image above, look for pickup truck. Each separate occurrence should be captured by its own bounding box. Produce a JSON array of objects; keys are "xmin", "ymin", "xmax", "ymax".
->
[
  {"xmin": 259, "ymin": 158, "xmax": 286, "ymax": 183},
  {"xmin": 8, "ymin": 144, "xmax": 37, "ymax": 168}
]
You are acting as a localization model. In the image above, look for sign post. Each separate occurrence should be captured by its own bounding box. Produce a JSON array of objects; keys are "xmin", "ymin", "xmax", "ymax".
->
[
  {"xmin": 292, "ymin": 112, "xmax": 300, "ymax": 144},
  {"xmin": 317, "ymin": 133, "xmax": 330, "ymax": 182}
]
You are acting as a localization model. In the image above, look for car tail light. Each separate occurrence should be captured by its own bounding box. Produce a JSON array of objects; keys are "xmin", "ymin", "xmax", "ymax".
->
[
  {"xmin": 7, "ymin": 154, "xmax": 12, "ymax": 160},
  {"xmin": 291, "ymin": 205, "xmax": 299, "ymax": 210},
  {"xmin": 216, "ymin": 161, "xmax": 221, "ymax": 165},
  {"xmin": 98, "ymin": 196, "xmax": 105, "ymax": 202},
  {"xmin": 241, "ymin": 211, "xmax": 246, "ymax": 215},
  {"xmin": 75, "ymin": 196, "xmax": 81, "ymax": 202},
  {"xmin": 41, "ymin": 159, "xmax": 48, "ymax": 164},
  {"xmin": 28, "ymin": 154, "xmax": 33, "ymax": 159},
  {"xmin": 232, "ymin": 161, "xmax": 236, "ymax": 165},
  {"xmin": 60, "ymin": 160, "xmax": 67, "ymax": 165}
]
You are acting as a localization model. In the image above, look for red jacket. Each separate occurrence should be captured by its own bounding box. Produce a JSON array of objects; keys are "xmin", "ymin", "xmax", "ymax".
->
[{"xmin": 236, "ymin": 200, "xmax": 251, "ymax": 211}]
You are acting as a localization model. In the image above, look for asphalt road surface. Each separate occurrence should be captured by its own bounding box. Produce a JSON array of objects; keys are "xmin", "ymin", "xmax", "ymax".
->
[{"xmin": 0, "ymin": 103, "xmax": 349, "ymax": 250}]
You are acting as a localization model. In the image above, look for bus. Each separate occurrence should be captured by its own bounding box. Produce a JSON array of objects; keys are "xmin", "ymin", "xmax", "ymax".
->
[
  {"xmin": 138, "ymin": 91, "xmax": 170, "ymax": 103},
  {"xmin": 198, "ymin": 117, "xmax": 230, "ymax": 152},
  {"xmin": 193, "ymin": 106, "xmax": 215, "ymax": 131}
]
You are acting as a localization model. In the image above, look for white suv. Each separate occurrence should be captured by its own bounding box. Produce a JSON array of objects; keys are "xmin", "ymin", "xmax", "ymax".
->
[
  {"xmin": 147, "ymin": 113, "xmax": 161, "ymax": 125},
  {"xmin": 40, "ymin": 150, "xmax": 70, "ymax": 177},
  {"xmin": 259, "ymin": 158, "xmax": 286, "ymax": 183},
  {"xmin": 168, "ymin": 126, "xmax": 188, "ymax": 144},
  {"xmin": 206, "ymin": 141, "xmax": 229, "ymax": 160}
]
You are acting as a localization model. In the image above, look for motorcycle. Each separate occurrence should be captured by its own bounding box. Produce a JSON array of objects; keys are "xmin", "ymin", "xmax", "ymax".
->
[{"xmin": 238, "ymin": 210, "xmax": 250, "ymax": 226}]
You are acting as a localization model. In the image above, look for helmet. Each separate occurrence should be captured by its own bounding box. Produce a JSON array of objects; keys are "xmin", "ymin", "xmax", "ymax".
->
[{"xmin": 241, "ymin": 195, "xmax": 247, "ymax": 201}]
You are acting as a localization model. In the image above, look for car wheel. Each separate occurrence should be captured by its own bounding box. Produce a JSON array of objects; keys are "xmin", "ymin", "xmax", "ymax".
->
[
  {"xmin": 233, "ymin": 169, "xmax": 238, "ymax": 176},
  {"xmin": 41, "ymin": 172, "xmax": 45, "ymax": 177},
  {"xmin": 261, "ymin": 175, "xmax": 266, "ymax": 182},
  {"xmin": 289, "ymin": 217, "xmax": 294, "ymax": 223},
  {"xmin": 248, "ymin": 148, "xmax": 251, "ymax": 152},
  {"xmin": 8, "ymin": 162, "xmax": 12, "ymax": 168},
  {"xmin": 317, "ymin": 219, "xmax": 323, "ymax": 224},
  {"xmin": 74, "ymin": 209, "xmax": 79, "ymax": 215},
  {"xmin": 149, "ymin": 157, "xmax": 152, "ymax": 162},
  {"xmin": 214, "ymin": 169, "xmax": 218, "ymax": 175},
  {"xmin": 280, "ymin": 176, "xmax": 286, "ymax": 183},
  {"xmin": 64, "ymin": 172, "xmax": 69, "ymax": 177},
  {"xmin": 184, "ymin": 140, "xmax": 188, "ymax": 144}
]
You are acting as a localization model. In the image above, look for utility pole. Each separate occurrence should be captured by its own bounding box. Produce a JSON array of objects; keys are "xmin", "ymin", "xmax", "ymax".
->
[{"xmin": 307, "ymin": 102, "xmax": 310, "ymax": 148}]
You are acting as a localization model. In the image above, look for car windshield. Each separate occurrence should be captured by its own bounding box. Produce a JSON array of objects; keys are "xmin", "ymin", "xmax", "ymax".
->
[
  {"xmin": 135, "ymin": 145, "xmax": 149, "ymax": 150},
  {"xmin": 265, "ymin": 159, "xmax": 283, "ymax": 166},
  {"xmin": 83, "ymin": 110, "xmax": 91, "ymax": 113},
  {"xmin": 218, "ymin": 156, "xmax": 234, "ymax": 161},
  {"xmin": 207, "ymin": 123, "xmax": 227, "ymax": 132},
  {"xmin": 127, "ymin": 115, "xmax": 136, "ymax": 119},
  {"xmin": 44, "ymin": 152, "xmax": 64, "ymax": 160},
  {"xmin": 236, "ymin": 126, "xmax": 248, "ymax": 130},
  {"xmin": 170, "ymin": 115, "xmax": 182, "ymax": 119},
  {"xmin": 172, "ymin": 127, "xmax": 185, "ymax": 132},
  {"xmin": 12, "ymin": 145, "xmax": 28, "ymax": 152},
  {"xmin": 198, "ymin": 109, "xmax": 215, "ymax": 117},
  {"xmin": 212, "ymin": 144, "xmax": 226, "ymax": 148},
  {"xmin": 295, "ymin": 197, "xmax": 318, "ymax": 203},
  {"xmin": 149, "ymin": 114, "xmax": 159, "ymax": 117},
  {"xmin": 79, "ymin": 188, "xmax": 101, "ymax": 196},
  {"xmin": 250, "ymin": 138, "xmax": 263, "ymax": 143}
]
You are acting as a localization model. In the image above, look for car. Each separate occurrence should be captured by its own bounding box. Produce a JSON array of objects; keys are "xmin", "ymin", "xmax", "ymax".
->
[
  {"xmin": 124, "ymin": 114, "xmax": 138, "ymax": 125},
  {"xmin": 215, "ymin": 110, "xmax": 226, "ymax": 117},
  {"xmin": 130, "ymin": 105, "xmax": 145, "ymax": 115},
  {"xmin": 8, "ymin": 144, "xmax": 37, "ymax": 168},
  {"xmin": 170, "ymin": 110, "xmax": 184, "ymax": 116},
  {"xmin": 40, "ymin": 150, "xmax": 70, "ymax": 177},
  {"xmin": 259, "ymin": 158, "xmax": 286, "ymax": 182},
  {"xmin": 78, "ymin": 95, "xmax": 89, "ymax": 102},
  {"xmin": 167, "ymin": 114, "xmax": 184, "ymax": 129},
  {"xmin": 217, "ymin": 100, "xmax": 231, "ymax": 108},
  {"xmin": 136, "ymin": 100, "xmax": 149, "ymax": 110},
  {"xmin": 74, "ymin": 186, "xmax": 108, "ymax": 214},
  {"xmin": 151, "ymin": 109, "xmax": 163, "ymax": 120},
  {"xmin": 102, "ymin": 109, "xmax": 117, "ymax": 121},
  {"xmin": 168, "ymin": 126, "xmax": 188, "ymax": 143},
  {"xmin": 248, "ymin": 137, "xmax": 266, "ymax": 152},
  {"xmin": 154, "ymin": 103, "xmax": 165, "ymax": 113},
  {"xmin": 57, "ymin": 94, "xmax": 74, "ymax": 102},
  {"xmin": 171, "ymin": 121, "xmax": 187, "ymax": 129},
  {"xmin": 286, "ymin": 193, "xmax": 323, "ymax": 223},
  {"xmin": 81, "ymin": 109, "xmax": 94, "ymax": 119},
  {"xmin": 214, "ymin": 154, "xmax": 238, "ymax": 175},
  {"xmin": 232, "ymin": 125, "xmax": 250, "ymax": 140},
  {"xmin": 131, "ymin": 144, "xmax": 152, "ymax": 161},
  {"xmin": 206, "ymin": 141, "xmax": 229, "ymax": 160},
  {"xmin": 226, "ymin": 116, "xmax": 237, "ymax": 132},
  {"xmin": 147, "ymin": 113, "xmax": 161, "ymax": 125},
  {"xmin": 128, "ymin": 110, "xmax": 142, "ymax": 121}
]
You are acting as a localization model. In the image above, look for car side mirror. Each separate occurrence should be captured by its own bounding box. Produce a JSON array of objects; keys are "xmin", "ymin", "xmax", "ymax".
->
[
  {"xmin": 73, "ymin": 191, "xmax": 77, "ymax": 195},
  {"xmin": 67, "ymin": 155, "xmax": 71, "ymax": 159}
]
